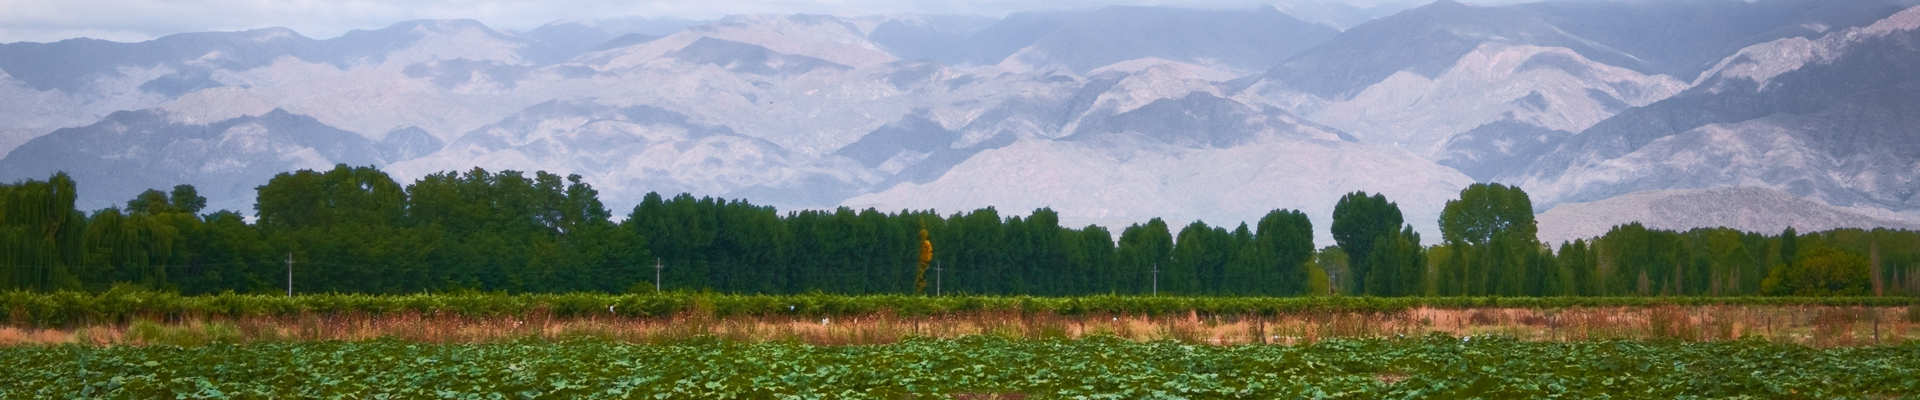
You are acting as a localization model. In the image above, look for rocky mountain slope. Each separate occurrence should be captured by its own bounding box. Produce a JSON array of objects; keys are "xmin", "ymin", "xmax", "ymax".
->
[
  {"xmin": 1242, "ymin": 0, "xmax": 1686, "ymax": 181},
  {"xmin": 1516, "ymin": 5, "xmax": 1920, "ymax": 214},
  {"xmin": 1536, "ymin": 186, "xmax": 1920, "ymax": 244}
]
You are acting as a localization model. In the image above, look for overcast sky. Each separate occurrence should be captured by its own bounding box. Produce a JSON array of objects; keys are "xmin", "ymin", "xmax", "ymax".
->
[{"xmin": 0, "ymin": 0, "xmax": 1531, "ymax": 43}]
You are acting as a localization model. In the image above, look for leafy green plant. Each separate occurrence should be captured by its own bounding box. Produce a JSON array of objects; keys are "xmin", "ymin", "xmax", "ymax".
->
[{"xmin": 2, "ymin": 335, "xmax": 1916, "ymax": 398}]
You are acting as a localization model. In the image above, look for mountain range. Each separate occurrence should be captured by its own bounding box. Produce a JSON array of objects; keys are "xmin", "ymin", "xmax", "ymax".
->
[{"xmin": 3, "ymin": 0, "xmax": 1918, "ymax": 244}]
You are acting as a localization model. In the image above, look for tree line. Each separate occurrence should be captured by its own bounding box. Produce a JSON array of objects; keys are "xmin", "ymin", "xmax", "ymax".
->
[{"xmin": 2, "ymin": 165, "xmax": 1915, "ymax": 296}]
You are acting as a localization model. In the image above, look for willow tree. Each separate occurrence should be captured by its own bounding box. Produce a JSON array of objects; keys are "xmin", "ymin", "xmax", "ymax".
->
[{"xmin": 81, "ymin": 207, "xmax": 179, "ymax": 288}]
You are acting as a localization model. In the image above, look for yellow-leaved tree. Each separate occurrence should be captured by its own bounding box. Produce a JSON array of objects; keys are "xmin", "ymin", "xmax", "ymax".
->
[{"xmin": 917, "ymin": 226, "xmax": 933, "ymax": 295}]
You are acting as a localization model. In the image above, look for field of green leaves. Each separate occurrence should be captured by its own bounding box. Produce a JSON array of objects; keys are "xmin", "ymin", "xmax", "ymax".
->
[{"xmin": 3, "ymin": 335, "xmax": 1916, "ymax": 399}]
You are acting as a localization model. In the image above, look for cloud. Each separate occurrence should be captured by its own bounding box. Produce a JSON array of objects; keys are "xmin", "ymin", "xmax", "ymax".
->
[{"xmin": 0, "ymin": 0, "xmax": 1475, "ymax": 43}]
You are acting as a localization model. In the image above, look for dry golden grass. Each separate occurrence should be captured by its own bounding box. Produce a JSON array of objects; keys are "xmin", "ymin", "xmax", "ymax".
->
[{"xmin": 2, "ymin": 305, "xmax": 1913, "ymax": 347}]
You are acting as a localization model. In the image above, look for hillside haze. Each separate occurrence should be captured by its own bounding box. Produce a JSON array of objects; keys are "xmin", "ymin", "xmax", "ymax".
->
[{"xmin": 4, "ymin": 0, "xmax": 1919, "ymax": 243}]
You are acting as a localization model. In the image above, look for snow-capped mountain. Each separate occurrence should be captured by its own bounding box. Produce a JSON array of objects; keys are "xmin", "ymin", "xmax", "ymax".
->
[{"xmin": 4, "ymin": 0, "xmax": 1919, "ymax": 241}]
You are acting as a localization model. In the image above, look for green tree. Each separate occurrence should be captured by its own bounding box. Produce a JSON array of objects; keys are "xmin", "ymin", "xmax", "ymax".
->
[
  {"xmin": 1315, "ymin": 246, "xmax": 1350, "ymax": 295},
  {"xmin": 0, "ymin": 173, "xmax": 88, "ymax": 291},
  {"xmin": 1168, "ymin": 221, "xmax": 1220, "ymax": 295},
  {"xmin": 255, "ymin": 165, "xmax": 415, "ymax": 293},
  {"xmin": 1557, "ymin": 239, "xmax": 1598, "ymax": 296},
  {"xmin": 1076, "ymin": 225, "xmax": 1117, "ymax": 293},
  {"xmin": 1117, "ymin": 218, "xmax": 1173, "ymax": 295},
  {"xmin": 1437, "ymin": 183, "xmax": 1539, "ymax": 295},
  {"xmin": 1222, "ymin": 223, "xmax": 1262, "ymax": 295},
  {"xmin": 1364, "ymin": 226, "xmax": 1425, "ymax": 296},
  {"xmin": 1779, "ymin": 226, "xmax": 1799, "ymax": 268},
  {"xmin": 81, "ymin": 207, "xmax": 178, "ymax": 289},
  {"xmin": 1762, "ymin": 246, "xmax": 1870, "ymax": 296},
  {"xmin": 1331, "ymin": 192, "xmax": 1404, "ymax": 295},
  {"xmin": 1255, "ymin": 209, "xmax": 1314, "ymax": 295},
  {"xmin": 170, "ymin": 185, "xmax": 207, "ymax": 215}
]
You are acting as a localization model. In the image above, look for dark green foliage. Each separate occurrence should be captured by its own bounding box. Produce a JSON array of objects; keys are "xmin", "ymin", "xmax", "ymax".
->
[
  {"xmin": 1256, "ymin": 209, "xmax": 1315, "ymax": 296},
  {"xmin": 1763, "ymin": 246, "xmax": 1871, "ymax": 296},
  {"xmin": 1117, "ymin": 219, "xmax": 1173, "ymax": 295},
  {"xmin": 254, "ymin": 165, "xmax": 405, "ymax": 231},
  {"xmin": 1436, "ymin": 183, "xmax": 1542, "ymax": 296},
  {"xmin": 1331, "ymin": 192, "xmax": 1403, "ymax": 295},
  {"xmin": 8, "ymin": 167, "xmax": 1920, "ymax": 298},
  {"xmin": 1364, "ymin": 226, "xmax": 1425, "ymax": 296},
  {"xmin": 1781, "ymin": 226, "xmax": 1800, "ymax": 267},
  {"xmin": 1597, "ymin": 223, "xmax": 1689, "ymax": 295},
  {"xmin": 0, "ymin": 173, "xmax": 87, "ymax": 291},
  {"xmin": 169, "ymin": 185, "xmax": 206, "ymax": 215}
]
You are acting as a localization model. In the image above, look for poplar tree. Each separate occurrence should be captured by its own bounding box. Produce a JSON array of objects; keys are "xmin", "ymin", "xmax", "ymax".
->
[{"xmin": 1332, "ymin": 192, "xmax": 1404, "ymax": 295}]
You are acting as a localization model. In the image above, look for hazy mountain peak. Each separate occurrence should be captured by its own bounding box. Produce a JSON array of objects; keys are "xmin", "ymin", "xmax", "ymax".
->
[
  {"xmin": 1088, "ymin": 58, "xmax": 1237, "ymax": 82},
  {"xmin": 1695, "ymin": 5, "xmax": 1920, "ymax": 89},
  {"xmin": 332, "ymin": 19, "xmax": 549, "ymax": 68},
  {"xmin": 0, "ymin": 106, "xmax": 382, "ymax": 212},
  {"xmin": 154, "ymin": 86, "xmax": 276, "ymax": 124},
  {"xmin": 1262, "ymin": 0, "xmax": 1649, "ymax": 101},
  {"xmin": 1536, "ymin": 186, "xmax": 1920, "ymax": 244},
  {"xmin": 1083, "ymin": 59, "xmax": 1239, "ymax": 116},
  {"xmin": 526, "ymin": 21, "xmax": 616, "ymax": 57},
  {"xmin": 1301, "ymin": 41, "xmax": 1682, "ymax": 159},
  {"xmin": 687, "ymin": 14, "xmax": 897, "ymax": 67},
  {"xmin": 1269, "ymin": 0, "xmax": 1423, "ymax": 30},
  {"xmin": 243, "ymin": 27, "xmax": 303, "ymax": 42},
  {"xmin": 1002, "ymin": 5, "xmax": 1338, "ymax": 75},
  {"xmin": 591, "ymin": 33, "xmax": 663, "ymax": 52},
  {"xmin": 664, "ymin": 37, "xmax": 850, "ymax": 76}
]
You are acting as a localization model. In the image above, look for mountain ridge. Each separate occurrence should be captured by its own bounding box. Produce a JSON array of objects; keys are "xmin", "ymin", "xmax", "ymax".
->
[{"xmin": 2, "ymin": 2, "xmax": 1918, "ymax": 242}]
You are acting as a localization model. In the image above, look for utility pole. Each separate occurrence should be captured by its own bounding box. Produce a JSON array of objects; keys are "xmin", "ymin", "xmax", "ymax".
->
[
  {"xmin": 1152, "ymin": 262, "xmax": 1158, "ymax": 296},
  {"xmin": 654, "ymin": 258, "xmax": 662, "ymax": 292},
  {"xmin": 934, "ymin": 260, "xmax": 942, "ymax": 296},
  {"xmin": 285, "ymin": 253, "xmax": 293, "ymax": 297}
]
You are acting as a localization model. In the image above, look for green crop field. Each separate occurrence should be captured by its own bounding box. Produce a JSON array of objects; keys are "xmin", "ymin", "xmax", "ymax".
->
[
  {"xmin": 6, "ymin": 291, "xmax": 1920, "ymax": 398},
  {"xmin": 3, "ymin": 335, "xmax": 1916, "ymax": 399}
]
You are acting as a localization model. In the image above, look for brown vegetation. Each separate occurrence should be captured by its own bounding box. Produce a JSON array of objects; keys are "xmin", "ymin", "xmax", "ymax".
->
[{"xmin": 2, "ymin": 305, "xmax": 1914, "ymax": 347}]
